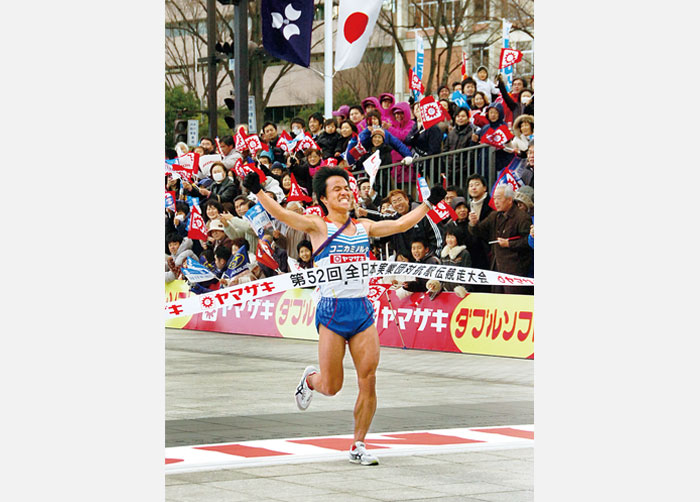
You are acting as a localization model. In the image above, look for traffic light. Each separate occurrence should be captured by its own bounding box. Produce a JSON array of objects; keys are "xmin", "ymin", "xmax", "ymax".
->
[
  {"xmin": 223, "ymin": 98, "xmax": 236, "ymax": 130},
  {"xmin": 173, "ymin": 119, "xmax": 188, "ymax": 144},
  {"xmin": 215, "ymin": 41, "xmax": 234, "ymax": 61}
]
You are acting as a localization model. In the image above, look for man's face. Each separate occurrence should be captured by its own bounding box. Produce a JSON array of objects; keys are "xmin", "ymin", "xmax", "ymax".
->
[
  {"xmin": 445, "ymin": 190, "xmax": 457, "ymax": 204},
  {"xmin": 235, "ymin": 199, "xmax": 248, "ymax": 217},
  {"xmin": 215, "ymin": 257, "xmax": 227, "ymax": 270},
  {"xmin": 455, "ymin": 204, "xmax": 469, "ymax": 221},
  {"xmin": 221, "ymin": 142, "xmax": 233, "ymax": 156},
  {"xmin": 263, "ymin": 125, "xmax": 277, "ymax": 142},
  {"xmin": 210, "ymin": 229, "xmax": 225, "ymax": 240},
  {"xmin": 465, "ymin": 82, "xmax": 476, "ymax": 96},
  {"xmin": 200, "ymin": 139, "xmax": 214, "ymax": 154},
  {"xmin": 453, "ymin": 84, "xmax": 463, "ymax": 93},
  {"xmin": 390, "ymin": 193, "xmax": 410, "ymax": 215},
  {"xmin": 492, "ymin": 189, "xmax": 513, "ymax": 212},
  {"xmin": 321, "ymin": 176, "xmax": 352, "ymax": 211},
  {"xmin": 487, "ymin": 108, "xmax": 500, "ymax": 122},
  {"xmin": 527, "ymin": 146, "xmax": 534, "ymax": 167},
  {"xmin": 168, "ymin": 241, "xmax": 180, "ymax": 255},
  {"xmin": 468, "ymin": 179, "xmax": 487, "ymax": 199},
  {"xmin": 364, "ymin": 104, "xmax": 376, "ymax": 113},
  {"xmin": 308, "ymin": 117, "xmax": 321, "ymax": 133},
  {"xmin": 512, "ymin": 79, "xmax": 524, "ymax": 94},
  {"xmin": 411, "ymin": 242, "xmax": 427, "ymax": 261},
  {"xmin": 349, "ymin": 108, "xmax": 363, "ymax": 124},
  {"xmin": 287, "ymin": 201, "xmax": 303, "ymax": 214}
]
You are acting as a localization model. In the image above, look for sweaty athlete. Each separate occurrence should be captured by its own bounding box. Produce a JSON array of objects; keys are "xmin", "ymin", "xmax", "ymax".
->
[{"xmin": 243, "ymin": 167, "xmax": 446, "ymax": 465}]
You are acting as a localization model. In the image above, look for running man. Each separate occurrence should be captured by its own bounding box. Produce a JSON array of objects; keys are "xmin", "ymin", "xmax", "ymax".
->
[{"xmin": 243, "ymin": 167, "xmax": 446, "ymax": 465}]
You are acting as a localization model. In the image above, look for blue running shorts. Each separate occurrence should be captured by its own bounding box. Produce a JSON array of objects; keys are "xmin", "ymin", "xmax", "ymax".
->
[{"xmin": 315, "ymin": 297, "xmax": 375, "ymax": 340}]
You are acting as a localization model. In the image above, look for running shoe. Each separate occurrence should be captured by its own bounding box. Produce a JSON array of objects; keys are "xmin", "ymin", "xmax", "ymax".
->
[
  {"xmin": 295, "ymin": 365, "xmax": 317, "ymax": 411},
  {"xmin": 349, "ymin": 441, "xmax": 379, "ymax": 466}
]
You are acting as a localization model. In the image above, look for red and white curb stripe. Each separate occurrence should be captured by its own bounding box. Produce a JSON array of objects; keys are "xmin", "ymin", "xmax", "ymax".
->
[{"xmin": 165, "ymin": 424, "xmax": 534, "ymax": 474}]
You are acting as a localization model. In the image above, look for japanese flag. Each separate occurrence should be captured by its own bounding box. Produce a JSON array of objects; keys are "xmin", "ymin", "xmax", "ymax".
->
[
  {"xmin": 499, "ymin": 48, "xmax": 523, "ymax": 69},
  {"xmin": 334, "ymin": 0, "xmax": 384, "ymax": 71},
  {"xmin": 286, "ymin": 173, "xmax": 312, "ymax": 203},
  {"xmin": 187, "ymin": 205, "xmax": 208, "ymax": 241},
  {"xmin": 480, "ymin": 125, "xmax": 514, "ymax": 148},
  {"xmin": 418, "ymin": 96, "xmax": 447, "ymax": 129}
]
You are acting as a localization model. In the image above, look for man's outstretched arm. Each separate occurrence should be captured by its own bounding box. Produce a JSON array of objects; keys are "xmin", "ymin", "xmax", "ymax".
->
[
  {"xmin": 243, "ymin": 172, "xmax": 321, "ymax": 235},
  {"xmin": 363, "ymin": 186, "xmax": 446, "ymax": 238}
]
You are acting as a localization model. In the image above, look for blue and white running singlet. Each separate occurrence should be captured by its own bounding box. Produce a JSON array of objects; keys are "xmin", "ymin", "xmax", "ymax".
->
[{"xmin": 313, "ymin": 218, "xmax": 370, "ymax": 299}]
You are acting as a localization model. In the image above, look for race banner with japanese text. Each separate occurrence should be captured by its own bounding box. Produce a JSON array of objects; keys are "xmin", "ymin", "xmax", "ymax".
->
[{"xmin": 174, "ymin": 288, "xmax": 533, "ymax": 359}]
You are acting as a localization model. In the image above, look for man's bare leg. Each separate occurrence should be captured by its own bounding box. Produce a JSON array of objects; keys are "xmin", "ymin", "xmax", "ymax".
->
[
  {"xmin": 347, "ymin": 324, "xmax": 380, "ymax": 443},
  {"xmin": 307, "ymin": 325, "xmax": 346, "ymax": 396}
]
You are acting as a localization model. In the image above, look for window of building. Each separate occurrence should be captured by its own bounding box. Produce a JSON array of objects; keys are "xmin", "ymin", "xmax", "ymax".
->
[
  {"xmin": 409, "ymin": 0, "xmax": 460, "ymax": 29},
  {"xmin": 473, "ymin": 0, "xmax": 489, "ymax": 20},
  {"xmin": 470, "ymin": 43, "xmax": 489, "ymax": 72}
]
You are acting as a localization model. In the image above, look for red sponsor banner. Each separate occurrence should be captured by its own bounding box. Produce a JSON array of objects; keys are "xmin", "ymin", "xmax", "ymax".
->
[
  {"xmin": 177, "ymin": 288, "xmax": 534, "ymax": 359},
  {"xmin": 329, "ymin": 254, "xmax": 367, "ymax": 264}
]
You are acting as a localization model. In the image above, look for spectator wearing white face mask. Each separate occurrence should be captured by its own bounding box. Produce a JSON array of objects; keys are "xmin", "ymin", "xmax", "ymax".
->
[{"xmin": 186, "ymin": 162, "xmax": 240, "ymax": 205}]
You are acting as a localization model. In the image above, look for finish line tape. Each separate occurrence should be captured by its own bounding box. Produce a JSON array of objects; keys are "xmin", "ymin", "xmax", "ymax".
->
[{"xmin": 165, "ymin": 260, "xmax": 534, "ymax": 319}]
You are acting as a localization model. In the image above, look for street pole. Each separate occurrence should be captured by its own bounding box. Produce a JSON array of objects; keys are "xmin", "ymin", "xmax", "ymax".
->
[
  {"xmin": 233, "ymin": 0, "xmax": 249, "ymax": 130},
  {"xmin": 323, "ymin": 0, "xmax": 333, "ymax": 118},
  {"xmin": 206, "ymin": 0, "xmax": 218, "ymax": 138}
]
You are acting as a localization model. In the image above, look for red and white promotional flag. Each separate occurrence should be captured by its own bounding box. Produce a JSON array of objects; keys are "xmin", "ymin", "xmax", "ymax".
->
[
  {"xmin": 367, "ymin": 282, "xmax": 391, "ymax": 303},
  {"xmin": 499, "ymin": 48, "xmax": 523, "ymax": 69},
  {"xmin": 418, "ymin": 96, "xmax": 447, "ymax": 129},
  {"xmin": 480, "ymin": 125, "xmax": 514, "ymax": 148},
  {"xmin": 334, "ymin": 0, "xmax": 384, "ymax": 71},
  {"xmin": 286, "ymin": 173, "xmax": 313, "ymax": 203},
  {"xmin": 323, "ymin": 157, "xmax": 338, "ymax": 167},
  {"xmin": 245, "ymin": 134, "xmax": 267, "ymax": 155},
  {"xmin": 426, "ymin": 200, "xmax": 458, "ymax": 224},
  {"xmin": 304, "ymin": 205, "xmax": 324, "ymax": 216},
  {"xmin": 234, "ymin": 126, "xmax": 249, "ymax": 152},
  {"xmin": 347, "ymin": 136, "xmax": 367, "ymax": 161},
  {"xmin": 294, "ymin": 132, "xmax": 320, "ymax": 153},
  {"xmin": 347, "ymin": 172, "xmax": 360, "ymax": 203},
  {"xmin": 187, "ymin": 205, "xmax": 208, "ymax": 241},
  {"xmin": 173, "ymin": 152, "xmax": 199, "ymax": 181},
  {"xmin": 198, "ymin": 154, "xmax": 223, "ymax": 178},
  {"xmin": 408, "ymin": 67, "xmax": 425, "ymax": 95},
  {"xmin": 362, "ymin": 149, "xmax": 381, "ymax": 187},
  {"xmin": 276, "ymin": 130, "xmax": 294, "ymax": 154},
  {"xmin": 461, "ymin": 51, "xmax": 469, "ymax": 79},
  {"xmin": 255, "ymin": 239, "xmax": 280, "ymax": 272}
]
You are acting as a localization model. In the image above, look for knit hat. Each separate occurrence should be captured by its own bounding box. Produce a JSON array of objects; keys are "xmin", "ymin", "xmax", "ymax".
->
[
  {"xmin": 332, "ymin": 105, "xmax": 350, "ymax": 118},
  {"xmin": 450, "ymin": 196, "xmax": 468, "ymax": 210},
  {"xmin": 370, "ymin": 128, "xmax": 385, "ymax": 140},
  {"xmin": 514, "ymin": 186, "xmax": 534, "ymax": 210}
]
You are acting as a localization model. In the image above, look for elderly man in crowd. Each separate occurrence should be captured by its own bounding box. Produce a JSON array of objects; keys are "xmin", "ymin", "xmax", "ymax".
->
[{"xmin": 468, "ymin": 184, "xmax": 533, "ymax": 295}]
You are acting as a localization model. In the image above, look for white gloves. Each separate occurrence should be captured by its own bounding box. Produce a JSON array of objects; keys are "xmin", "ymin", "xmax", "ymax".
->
[{"xmin": 401, "ymin": 156, "xmax": 414, "ymax": 166}]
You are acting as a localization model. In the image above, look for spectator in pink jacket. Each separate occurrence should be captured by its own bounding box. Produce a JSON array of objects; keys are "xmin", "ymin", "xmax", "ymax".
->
[
  {"xmin": 386, "ymin": 101, "xmax": 414, "ymax": 165},
  {"xmin": 378, "ymin": 93, "xmax": 395, "ymax": 124}
]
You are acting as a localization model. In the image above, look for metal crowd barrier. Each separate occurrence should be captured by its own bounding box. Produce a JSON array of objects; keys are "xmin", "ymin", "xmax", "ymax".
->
[{"xmin": 351, "ymin": 144, "xmax": 496, "ymax": 201}]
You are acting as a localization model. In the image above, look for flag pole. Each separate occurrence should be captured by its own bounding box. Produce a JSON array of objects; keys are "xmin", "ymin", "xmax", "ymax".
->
[{"xmin": 324, "ymin": 1, "xmax": 333, "ymax": 118}]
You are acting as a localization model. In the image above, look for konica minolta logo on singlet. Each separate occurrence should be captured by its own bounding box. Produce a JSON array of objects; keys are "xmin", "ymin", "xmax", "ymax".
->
[{"xmin": 327, "ymin": 244, "xmax": 368, "ymax": 254}]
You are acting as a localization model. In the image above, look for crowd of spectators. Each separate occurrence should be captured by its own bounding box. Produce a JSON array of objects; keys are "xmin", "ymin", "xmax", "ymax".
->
[{"xmin": 165, "ymin": 68, "xmax": 535, "ymax": 297}]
